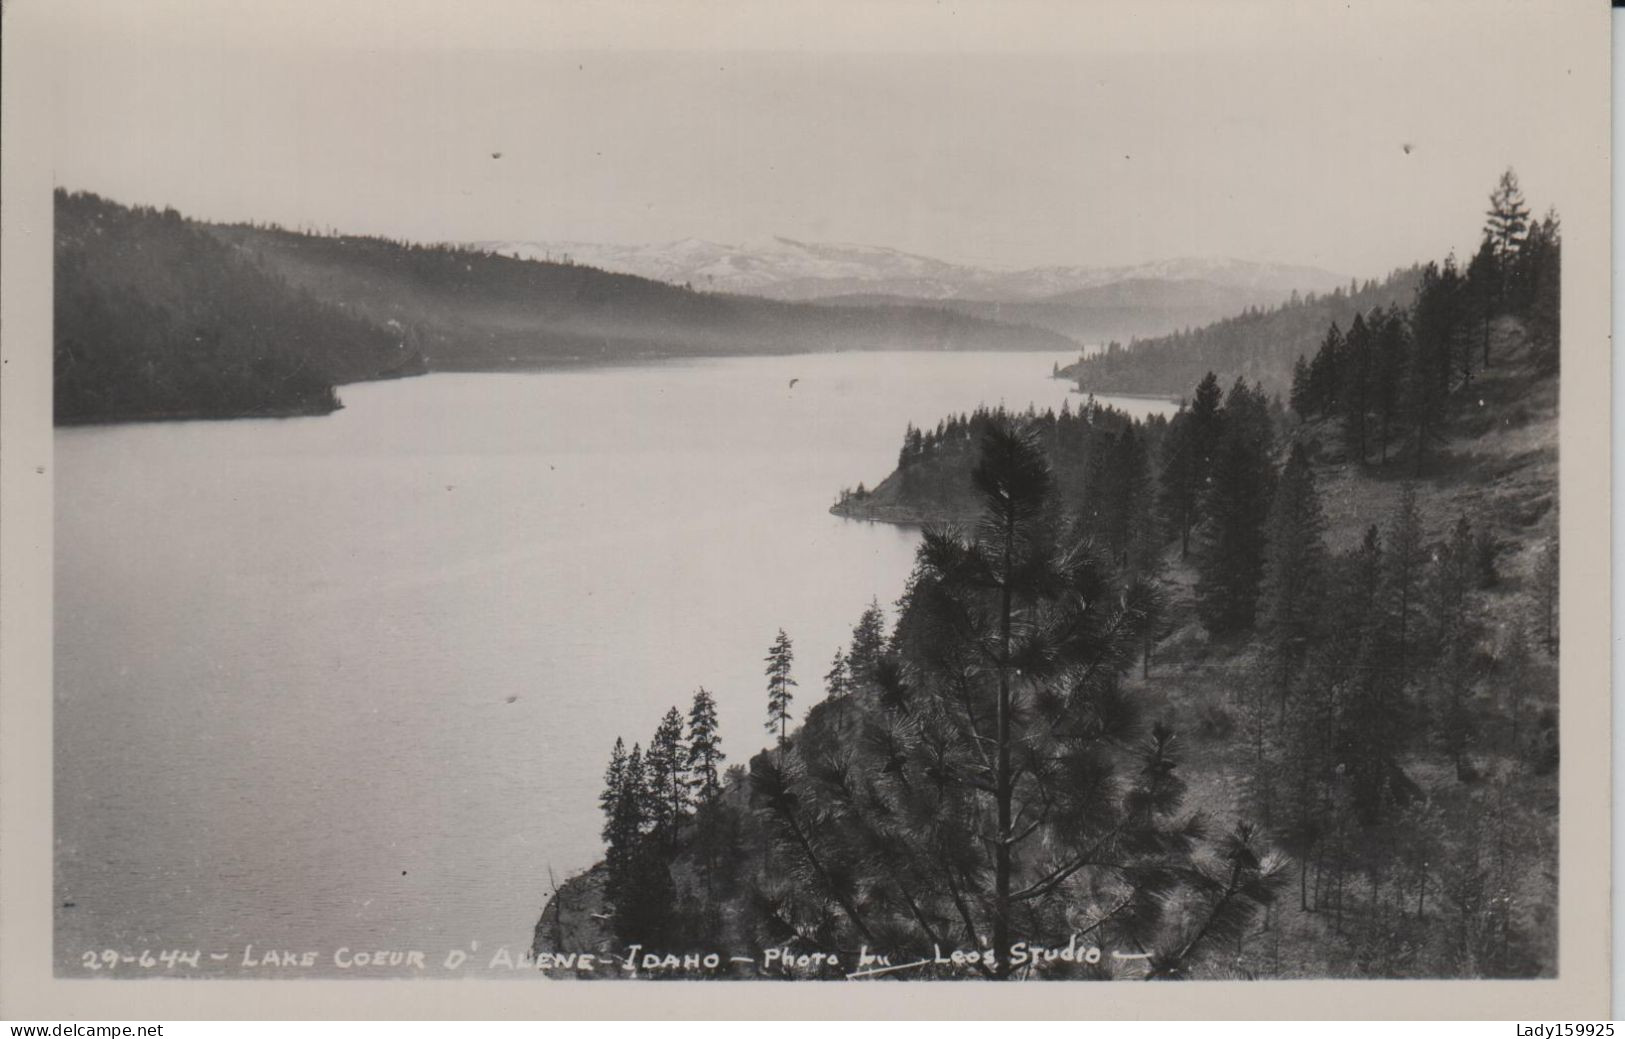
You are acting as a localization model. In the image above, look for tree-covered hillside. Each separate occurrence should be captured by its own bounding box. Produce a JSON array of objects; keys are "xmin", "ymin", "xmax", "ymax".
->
[
  {"xmin": 818, "ymin": 273, "xmax": 1347, "ymax": 349},
  {"xmin": 533, "ymin": 170, "xmax": 1562, "ymax": 981},
  {"xmin": 54, "ymin": 190, "xmax": 1076, "ymax": 424},
  {"xmin": 203, "ymin": 223, "xmax": 1078, "ymax": 371},
  {"xmin": 1059, "ymin": 269, "xmax": 1424, "ymax": 399},
  {"xmin": 55, "ymin": 191, "xmax": 423, "ymax": 423}
]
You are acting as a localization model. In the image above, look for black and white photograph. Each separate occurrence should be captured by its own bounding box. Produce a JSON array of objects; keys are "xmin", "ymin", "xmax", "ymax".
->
[{"xmin": 0, "ymin": 0, "xmax": 1612, "ymax": 1021}]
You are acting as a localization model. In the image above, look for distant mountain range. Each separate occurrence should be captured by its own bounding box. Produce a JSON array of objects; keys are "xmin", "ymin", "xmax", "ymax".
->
[{"xmin": 471, "ymin": 236, "xmax": 1351, "ymax": 344}]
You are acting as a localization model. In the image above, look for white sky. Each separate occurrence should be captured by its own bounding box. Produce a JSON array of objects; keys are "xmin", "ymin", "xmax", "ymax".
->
[{"xmin": 25, "ymin": 0, "xmax": 1582, "ymax": 276}]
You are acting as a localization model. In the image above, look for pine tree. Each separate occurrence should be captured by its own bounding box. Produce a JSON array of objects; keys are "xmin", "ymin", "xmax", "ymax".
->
[
  {"xmin": 823, "ymin": 649, "xmax": 851, "ymax": 700},
  {"xmin": 764, "ymin": 629, "xmax": 797, "ymax": 749},
  {"xmin": 1157, "ymin": 408, "xmax": 1199, "ymax": 559},
  {"xmin": 603, "ymin": 743, "xmax": 674, "ymax": 946},
  {"xmin": 1371, "ymin": 308, "xmax": 1407, "ymax": 465},
  {"xmin": 645, "ymin": 706, "xmax": 690, "ymax": 847},
  {"xmin": 1517, "ymin": 209, "xmax": 1562, "ymax": 370},
  {"xmin": 1405, "ymin": 264, "xmax": 1455, "ymax": 474},
  {"xmin": 1305, "ymin": 323, "xmax": 1344, "ymax": 417},
  {"xmin": 1248, "ymin": 444, "xmax": 1329, "ymax": 856},
  {"xmin": 1339, "ymin": 313, "xmax": 1372, "ymax": 463},
  {"xmin": 686, "ymin": 688, "xmax": 725, "ymax": 806},
  {"xmin": 845, "ymin": 600, "xmax": 886, "ymax": 694},
  {"xmin": 1189, "ymin": 371, "xmax": 1225, "ymax": 475},
  {"xmin": 599, "ymin": 736, "xmax": 627, "ymax": 843},
  {"xmin": 1259, "ymin": 441, "xmax": 1328, "ymax": 691},
  {"xmin": 1464, "ymin": 236, "xmax": 1499, "ymax": 369},
  {"xmin": 1485, "ymin": 168, "xmax": 1531, "ymax": 288},
  {"xmin": 1157, "ymin": 372, "xmax": 1224, "ymax": 559},
  {"xmin": 1289, "ymin": 355, "xmax": 1312, "ymax": 419},
  {"xmin": 1123, "ymin": 437, "xmax": 1165, "ymax": 583},
  {"xmin": 1195, "ymin": 380, "xmax": 1277, "ymax": 634}
]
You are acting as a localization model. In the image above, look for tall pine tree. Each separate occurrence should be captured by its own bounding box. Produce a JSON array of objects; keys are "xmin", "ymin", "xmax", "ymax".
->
[
  {"xmin": 1157, "ymin": 372, "xmax": 1224, "ymax": 559},
  {"xmin": 845, "ymin": 600, "xmax": 887, "ymax": 695},
  {"xmin": 645, "ymin": 706, "xmax": 690, "ymax": 847},
  {"xmin": 1258, "ymin": 441, "xmax": 1328, "ymax": 691},
  {"xmin": 1195, "ymin": 380, "xmax": 1277, "ymax": 634},
  {"xmin": 764, "ymin": 629, "xmax": 797, "ymax": 749},
  {"xmin": 686, "ymin": 688, "xmax": 725, "ymax": 806}
]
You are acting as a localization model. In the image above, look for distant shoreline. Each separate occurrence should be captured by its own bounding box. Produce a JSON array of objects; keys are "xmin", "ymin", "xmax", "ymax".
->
[
  {"xmin": 1063, "ymin": 383, "xmax": 1183, "ymax": 405},
  {"xmin": 55, "ymin": 399, "xmax": 342, "ymax": 428}
]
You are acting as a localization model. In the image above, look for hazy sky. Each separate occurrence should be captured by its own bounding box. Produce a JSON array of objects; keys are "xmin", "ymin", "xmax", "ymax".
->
[{"xmin": 29, "ymin": 0, "xmax": 1580, "ymax": 277}]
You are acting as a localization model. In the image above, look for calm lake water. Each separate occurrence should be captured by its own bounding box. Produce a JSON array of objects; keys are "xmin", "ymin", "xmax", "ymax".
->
[{"xmin": 55, "ymin": 350, "xmax": 1174, "ymax": 976}]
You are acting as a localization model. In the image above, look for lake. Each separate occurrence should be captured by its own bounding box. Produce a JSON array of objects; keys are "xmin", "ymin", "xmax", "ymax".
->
[{"xmin": 54, "ymin": 350, "xmax": 1175, "ymax": 976}]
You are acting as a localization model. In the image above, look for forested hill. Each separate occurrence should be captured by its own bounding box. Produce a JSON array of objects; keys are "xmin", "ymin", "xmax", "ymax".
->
[
  {"xmin": 203, "ymin": 223, "xmax": 1076, "ymax": 372},
  {"xmin": 828, "ymin": 398, "xmax": 1176, "ymax": 526},
  {"xmin": 1058, "ymin": 266, "xmax": 1423, "ymax": 399},
  {"xmin": 55, "ymin": 190, "xmax": 424, "ymax": 424},
  {"xmin": 54, "ymin": 190, "xmax": 1075, "ymax": 424},
  {"xmin": 540, "ymin": 303, "xmax": 1562, "ymax": 984},
  {"xmin": 534, "ymin": 171, "xmax": 1562, "ymax": 981}
]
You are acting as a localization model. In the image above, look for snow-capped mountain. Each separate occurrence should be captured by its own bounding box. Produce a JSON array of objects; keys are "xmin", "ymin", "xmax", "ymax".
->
[{"xmin": 470, "ymin": 236, "xmax": 1349, "ymax": 307}]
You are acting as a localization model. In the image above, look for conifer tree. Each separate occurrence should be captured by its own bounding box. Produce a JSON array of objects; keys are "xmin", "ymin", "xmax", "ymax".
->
[
  {"xmin": 1339, "ymin": 313, "xmax": 1372, "ymax": 463},
  {"xmin": 1158, "ymin": 372, "xmax": 1224, "ymax": 559},
  {"xmin": 1405, "ymin": 264, "xmax": 1454, "ymax": 474},
  {"xmin": 686, "ymin": 688, "xmax": 725, "ymax": 806},
  {"xmin": 1517, "ymin": 210, "xmax": 1562, "ymax": 370},
  {"xmin": 1371, "ymin": 308, "xmax": 1408, "ymax": 464},
  {"xmin": 764, "ymin": 629, "xmax": 797, "ymax": 749},
  {"xmin": 1123, "ymin": 439, "xmax": 1165, "ymax": 583},
  {"xmin": 599, "ymin": 736, "xmax": 627, "ymax": 842},
  {"xmin": 603, "ymin": 743, "xmax": 675, "ymax": 945},
  {"xmin": 1195, "ymin": 380, "xmax": 1277, "ymax": 634},
  {"xmin": 1189, "ymin": 371, "xmax": 1226, "ymax": 474},
  {"xmin": 1158, "ymin": 408, "xmax": 1199, "ymax": 559},
  {"xmin": 1464, "ymin": 236, "xmax": 1500, "ymax": 369},
  {"xmin": 845, "ymin": 600, "xmax": 887, "ymax": 694},
  {"xmin": 1289, "ymin": 355, "xmax": 1312, "ymax": 419},
  {"xmin": 1259, "ymin": 441, "xmax": 1328, "ymax": 690},
  {"xmin": 1305, "ymin": 323, "xmax": 1344, "ymax": 417},
  {"xmin": 1485, "ymin": 168, "xmax": 1531, "ymax": 284},
  {"xmin": 645, "ymin": 706, "xmax": 690, "ymax": 847},
  {"xmin": 823, "ymin": 649, "xmax": 851, "ymax": 700}
]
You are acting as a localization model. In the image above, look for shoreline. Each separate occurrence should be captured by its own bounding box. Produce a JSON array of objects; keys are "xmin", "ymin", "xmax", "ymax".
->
[
  {"xmin": 55, "ymin": 399, "xmax": 343, "ymax": 428},
  {"xmin": 1060, "ymin": 383, "xmax": 1183, "ymax": 405}
]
